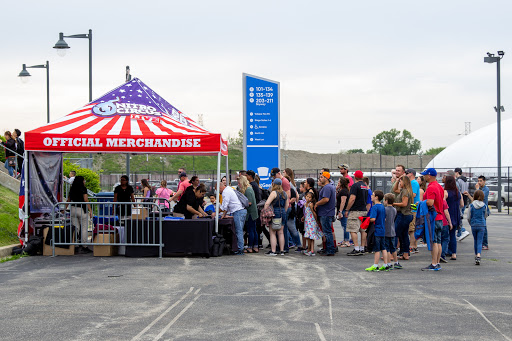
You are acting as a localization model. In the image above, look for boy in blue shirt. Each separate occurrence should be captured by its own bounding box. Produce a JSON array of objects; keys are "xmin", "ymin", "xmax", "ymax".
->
[
  {"xmin": 204, "ymin": 194, "xmax": 217, "ymax": 216},
  {"xmin": 365, "ymin": 190, "xmax": 388, "ymax": 271}
]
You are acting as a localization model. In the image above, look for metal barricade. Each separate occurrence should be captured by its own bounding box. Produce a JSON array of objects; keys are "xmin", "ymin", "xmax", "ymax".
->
[{"xmin": 50, "ymin": 201, "xmax": 164, "ymax": 258}]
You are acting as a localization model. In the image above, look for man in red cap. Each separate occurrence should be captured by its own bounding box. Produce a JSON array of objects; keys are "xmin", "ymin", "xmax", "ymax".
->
[{"xmin": 345, "ymin": 170, "xmax": 369, "ymax": 256}]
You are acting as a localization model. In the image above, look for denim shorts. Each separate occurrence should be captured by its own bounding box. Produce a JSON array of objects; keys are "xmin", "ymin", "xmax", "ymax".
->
[
  {"xmin": 432, "ymin": 220, "xmax": 443, "ymax": 244},
  {"xmin": 385, "ymin": 237, "xmax": 396, "ymax": 253},
  {"xmin": 373, "ymin": 236, "xmax": 387, "ymax": 252}
]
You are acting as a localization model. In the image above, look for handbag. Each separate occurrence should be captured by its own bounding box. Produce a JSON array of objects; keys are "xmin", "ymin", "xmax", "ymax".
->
[
  {"xmin": 270, "ymin": 192, "xmax": 283, "ymax": 231},
  {"xmin": 7, "ymin": 156, "xmax": 15, "ymax": 167},
  {"xmin": 234, "ymin": 189, "xmax": 250, "ymax": 208}
]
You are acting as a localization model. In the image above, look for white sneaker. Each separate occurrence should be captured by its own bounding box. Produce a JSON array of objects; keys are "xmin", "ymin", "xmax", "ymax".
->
[{"xmin": 458, "ymin": 230, "xmax": 470, "ymax": 242}]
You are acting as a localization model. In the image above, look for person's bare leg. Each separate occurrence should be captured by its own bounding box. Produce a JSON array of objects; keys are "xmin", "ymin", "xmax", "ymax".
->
[
  {"xmin": 373, "ymin": 251, "xmax": 380, "ymax": 265},
  {"xmin": 382, "ymin": 250, "xmax": 389, "ymax": 265},
  {"xmin": 270, "ymin": 231, "xmax": 277, "ymax": 253},
  {"xmin": 361, "ymin": 230, "xmax": 367, "ymax": 248},
  {"xmin": 277, "ymin": 228, "xmax": 285, "ymax": 252},
  {"xmin": 350, "ymin": 232, "xmax": 359, "ymax": 248}
]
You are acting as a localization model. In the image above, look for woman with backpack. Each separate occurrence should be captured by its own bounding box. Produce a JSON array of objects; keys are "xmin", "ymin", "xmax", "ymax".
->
[
  {"xmin": 263, "ymin": 178, "xmax": 289, "ymax": 256},
  {"xmin": 238, "ymin": 175, "xmax": 259, "ymax": 253}
]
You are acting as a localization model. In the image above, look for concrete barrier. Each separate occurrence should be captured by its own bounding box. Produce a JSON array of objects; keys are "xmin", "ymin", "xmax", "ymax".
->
[
  {"xmin": 0, "ymin": 244, "xmax": 21, "ymax": 258},
  {"xmin": 0, "ymin": 170, "xmax": 20, "ymax": 193}
]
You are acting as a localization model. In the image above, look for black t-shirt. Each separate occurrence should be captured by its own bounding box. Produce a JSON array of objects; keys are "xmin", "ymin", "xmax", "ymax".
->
[
  {"xmin": 70, "ymin": 187, "xmax": 87, "ymax": 211},
  {"xmin": 349, "ymin": 181, "xmax": 368, "ymax": 212},
  {"xmin": 250, "ymin": 181, "xmax": 262, "ymax": 203},
  {"xmin": 337, "ymin": 188, "xmax": 349, "ymax": 213},
  {"xmin": 114, "ymin": 185, "xmax": 134, "ymax": 203},
  {"xmin": 174, "ymin": 186, "xmax": 199, "ymax": 219}
]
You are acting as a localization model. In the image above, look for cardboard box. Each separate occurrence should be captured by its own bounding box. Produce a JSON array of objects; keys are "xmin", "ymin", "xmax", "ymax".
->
[
  {"xmin": 43, "ymin": 227, "xmax": 75, "ymax": 256},
  {"xmin": 93, "ymin": 233, "xmax": 118, "ymax": 257},
  {"xmin": 131, "ymin": 207, "xmax": 149, "ymax": 220}
]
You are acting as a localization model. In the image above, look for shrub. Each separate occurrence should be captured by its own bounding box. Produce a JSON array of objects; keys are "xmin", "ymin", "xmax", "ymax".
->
[{"xmin": 63, "ymin": 160, "xmax": 101, "ymax": 193}]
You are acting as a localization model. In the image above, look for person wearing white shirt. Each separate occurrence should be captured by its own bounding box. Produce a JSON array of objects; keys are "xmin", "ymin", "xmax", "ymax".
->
[{"xmin": 220, "ymin": 182, "xmax": 247, "ymax": 255}]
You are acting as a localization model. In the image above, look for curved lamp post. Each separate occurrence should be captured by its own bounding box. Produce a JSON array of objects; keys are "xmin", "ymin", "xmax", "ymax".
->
[
  {"xmin": 53, "ymin": 29, "xmax": 92, "ymax": 102},
  {"xmin": 18, "ymin": 61, "xmax": 50, "ymax": 123}
]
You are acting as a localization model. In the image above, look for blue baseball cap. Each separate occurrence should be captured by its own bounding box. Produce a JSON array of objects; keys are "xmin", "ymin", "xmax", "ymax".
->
[
  {"xmin": 420, "ymin": 168, "xmax": 437, "ymax": 176},
  {"xmin": 273, "ymin": 178, "xmax": 282, "ymax": 185}
]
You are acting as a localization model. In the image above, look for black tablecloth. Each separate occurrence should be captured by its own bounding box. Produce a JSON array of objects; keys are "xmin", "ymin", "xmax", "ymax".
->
[
  {"xmin": 217, "ymin": 218, "xmax": 238, "ymax": 252},
  {"xmin": 162, "ymin": 218, "xmax": 214, "ymax": 256}
]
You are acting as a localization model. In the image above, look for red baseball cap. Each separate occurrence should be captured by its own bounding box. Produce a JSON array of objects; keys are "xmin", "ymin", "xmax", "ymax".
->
[{"xmin": 354, "ymin": 170, "xmax": 364, "ymax": 179}]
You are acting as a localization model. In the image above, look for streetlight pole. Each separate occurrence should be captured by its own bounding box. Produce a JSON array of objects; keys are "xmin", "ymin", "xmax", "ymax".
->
[
  {"xmin": 18, "ymin": 61, "xmax": 50, "ymax": 123},
  {"xmin": 484, "ymin": 51, "xmax": 505, "ymax": 212},
  {"xmin": 54, "ymin": 29, "xmax": 93, "ymax": 167},
  {"xmin": 54, "ymin": 29, "xmax": 92, "ymax": 102}
]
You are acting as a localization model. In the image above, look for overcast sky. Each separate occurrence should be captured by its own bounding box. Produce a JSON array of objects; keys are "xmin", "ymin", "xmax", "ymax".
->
[{"xmin": 1, "ymin": 0, "xmax": 511, "ymax": 153}]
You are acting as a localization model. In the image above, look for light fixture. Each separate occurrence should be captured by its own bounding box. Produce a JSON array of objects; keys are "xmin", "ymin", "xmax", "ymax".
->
[
  {"xmin": 53, "ymin": 32, "xmax": 70, "ymax": 57},
  {"xmin": 18, "ymin": 64, "xmax": 31, "ymax": 83}
]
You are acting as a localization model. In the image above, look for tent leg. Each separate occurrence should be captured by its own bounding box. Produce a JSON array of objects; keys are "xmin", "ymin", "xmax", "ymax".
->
[
  {"xmin": 225, "ymin": 155, "xmax": 229, "ymax": 184},
  {"xmin": 126, "ymin": 154, "xmax": 130, "ymax": 179},
  {"xmin": 24, "ymin": 151, "xmax": 29, "ymax": 245},
  {"xmin": 215, "ymin": 152, "xmax": 221, "ymax": 233}
]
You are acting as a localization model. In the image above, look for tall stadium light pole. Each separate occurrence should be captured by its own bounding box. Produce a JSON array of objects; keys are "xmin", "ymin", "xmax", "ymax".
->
[
  {"xmin": 484, "ymin": 51, "xmax": 505, "ymax": 212},
  {"xmin": 18, "ymin": 61, "xmax": 50, "ymax": 123}
]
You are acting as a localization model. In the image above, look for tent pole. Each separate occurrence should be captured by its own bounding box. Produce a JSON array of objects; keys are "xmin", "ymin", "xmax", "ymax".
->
[
  {"xmin": 126, "ymin": 154, "xmax": 130, "ymax": 180},
  {"xmin": 24, "ymin": 151, "xmax": 29, "ymax": 245},
  {"xmin": 215, "ymin": 152, "xmax": 221, "ymax": 233},
  {"xmin": 226, "ymin": 155, "xmax": 229, "ymax": 184}
]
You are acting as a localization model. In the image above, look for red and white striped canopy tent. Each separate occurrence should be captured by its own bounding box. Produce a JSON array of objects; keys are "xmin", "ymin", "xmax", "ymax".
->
[
  {"xmin": 22, "ymin": 78, "xmax": 228, "ymax": 235},
  {"xmin": 25, "ymin": 78, "xmax": 228, "ymax": 156}
]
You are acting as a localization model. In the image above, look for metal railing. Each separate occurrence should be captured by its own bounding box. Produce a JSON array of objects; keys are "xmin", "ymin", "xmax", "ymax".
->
[{"xmin": 50, "ymin": 201, "xmax": 164, "ymax": 257}]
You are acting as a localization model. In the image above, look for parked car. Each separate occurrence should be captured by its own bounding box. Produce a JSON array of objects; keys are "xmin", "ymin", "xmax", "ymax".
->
[{"xmin": 488, "ymin": 185, "xmax": 512, "ymax": 207}]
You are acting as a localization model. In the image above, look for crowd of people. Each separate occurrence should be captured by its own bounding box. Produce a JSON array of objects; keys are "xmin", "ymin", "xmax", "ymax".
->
[
  {"xmin": 66, "ymin": 163, "xmax": 491, "ymax": 265},
  {"xmin": 2, "ymin": 129, "xmax": 24, "ymax": 178}
]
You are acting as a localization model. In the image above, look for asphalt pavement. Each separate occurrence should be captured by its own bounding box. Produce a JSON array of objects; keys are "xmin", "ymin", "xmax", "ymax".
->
[{"xmin": 1, "ymin": 212, "xmax": 511, "ymax": 341}]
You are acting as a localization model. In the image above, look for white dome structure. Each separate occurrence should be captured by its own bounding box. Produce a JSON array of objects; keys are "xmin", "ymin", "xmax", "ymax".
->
[{"xmin": 426, "ymin": 118, "xmax": 512, "ymax": 175}]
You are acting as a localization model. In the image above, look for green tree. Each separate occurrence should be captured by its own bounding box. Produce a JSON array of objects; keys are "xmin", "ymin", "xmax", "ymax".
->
[
  {"xmin": 424, "ymin": 147, "xmax": 446, "ymax": 155},
  {"xmin": 228, "ymin": 129, "xmax": 243, "ymax": 149},
  {"xmin": 371, "ymin": 129, "xmax": 421, "ymax": 156},
  {"xmin": 63, "ymin": 160, "xmax": 101, "ymax": 193},
  {"xmin": 347, "ymin": 148, "xmax": 364, "ymax": 154}
]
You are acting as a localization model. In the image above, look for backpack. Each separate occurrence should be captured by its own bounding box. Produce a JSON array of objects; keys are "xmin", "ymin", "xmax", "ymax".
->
[{"xmin": 234, "ymin": 189, "xmax": 250, "ymax": 208}]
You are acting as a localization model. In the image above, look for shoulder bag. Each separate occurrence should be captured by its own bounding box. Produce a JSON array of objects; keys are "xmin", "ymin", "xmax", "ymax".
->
[{"xmin": 271, "ymin": 192, "xmax": 283, "ymax": 231}]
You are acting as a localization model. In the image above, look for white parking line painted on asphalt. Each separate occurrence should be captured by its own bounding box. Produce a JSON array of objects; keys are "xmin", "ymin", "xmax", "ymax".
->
[
  {"xmin": 194, "ymin": 288, "xmax": 201, "ymax": 295},
  {"xmin": 153, "ymin": 294, "xmax": 202, "ymax": 341},
  {"xmin": 463, "ymin": 299, "xmax": 512, "ymax": 341},
  {"xmin": 315, "ymin": 323, "xmax": 327, "ymax": 341},
  {"xmin": 328, "ymin": 295, "xmax": 333, "ymax": 340},
  {"xmin": 131, "ymin": 287, "xmax": 194, "ymax": 341}
]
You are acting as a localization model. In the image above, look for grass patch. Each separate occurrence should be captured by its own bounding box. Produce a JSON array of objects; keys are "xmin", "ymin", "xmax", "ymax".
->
[
  {"xmin": 0, "ymin": 253, "xmax": 27, "ymax": 263},
  {"xmin": 0, "ymin": 184, "xmax": 20, "ymax": 247},
  {"xmin": 484, "ymin": 258, "xmax": 499, "ymax": 262}
]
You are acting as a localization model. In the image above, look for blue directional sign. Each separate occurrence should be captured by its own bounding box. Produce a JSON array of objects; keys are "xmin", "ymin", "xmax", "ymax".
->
[{"xmin": 243, "ymin": 74, "xmax": 280, "ymax": 189}]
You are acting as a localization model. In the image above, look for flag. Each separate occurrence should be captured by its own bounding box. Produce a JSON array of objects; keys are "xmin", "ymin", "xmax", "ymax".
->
[{"xmin": 17, "ymin": 164, "xmax": 26, "ymax": 246}]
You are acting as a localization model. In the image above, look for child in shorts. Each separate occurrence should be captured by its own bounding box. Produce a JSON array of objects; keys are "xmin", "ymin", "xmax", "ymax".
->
[
  {"xmin": 365, "ymin": 190, "xmax": 388, "ymax": 271},
  {"xmin": 384, "ymin": 193, "xmax": 400, "ymax": 269}
]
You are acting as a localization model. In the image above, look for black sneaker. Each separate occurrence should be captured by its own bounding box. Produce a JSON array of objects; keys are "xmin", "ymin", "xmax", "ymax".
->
[
  {"xmin": 357, "ymin": 250, "xmax": 365, "ymax": 256},
  {"xmin": 347, "ymin": 249, "xmax": 359, "ymax": 256},
  {"xmin": 440, "ymin": 256, "xmax": 448, "ymax": 263},
  {"xmin": 280, "ymin": 251, "xmax": 285, "ymax": 256},
  {"xmin": 318, "ymin": 249, "xmax": 326, "ymax": 255},
  {"xmin": 475, "ymin": 257, "xmax": 481, "ymax": 265},
  {"xmin": 265, "ymin": 251, "xmax": 277, "ymax": 256}
]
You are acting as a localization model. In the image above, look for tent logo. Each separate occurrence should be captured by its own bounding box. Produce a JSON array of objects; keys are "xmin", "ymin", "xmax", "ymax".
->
[
  {"xmin": 92, "ymin": 97, "xmax": 163, "ymax": 118},
  {"xmin": 93, "ymin": 97, "xmax": 119, "ymax": 117}
]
